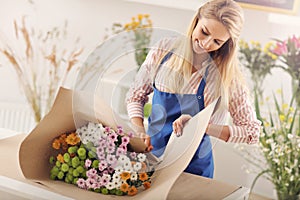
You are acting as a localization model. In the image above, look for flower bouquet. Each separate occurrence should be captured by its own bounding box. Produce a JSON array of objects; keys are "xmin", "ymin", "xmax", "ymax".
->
[
  {"xmin": 272, "ymin": 35, "xmax": 300, "ymax": 107},
  {"xmin": 105, "ymin": 14, "xmax": 152, "ymax": 70},
  {"xmin": 49, "ymin": 122, "xmax": 154, "ymax": 196},
  {"xmin": 238, "ymin": 39, "xmax": 278, "ymax": 97},
  {"xmin": 237, "ymin": 89, "xmax": 300, "ymax": 200},
  {"xmin": 18, "ymin": 87, "xmax": 218, "ymax": 199}
]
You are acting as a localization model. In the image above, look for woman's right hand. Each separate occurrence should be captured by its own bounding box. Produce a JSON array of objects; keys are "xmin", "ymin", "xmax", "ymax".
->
[{"xmin": 130, "ymin": 117, "xmax": 153, "ymax": 152}]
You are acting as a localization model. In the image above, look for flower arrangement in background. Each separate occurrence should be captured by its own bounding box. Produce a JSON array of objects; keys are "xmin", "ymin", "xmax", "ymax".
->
[
  {"xmin": 49, "ymin": 122, "xmax": 155, "ymax": 196},
  {"xmin": 238, "ymin": 39, "xmax": 278, "ymax": 97},
  {"xmin": 0, "ymin": 16, "xmax": 83, "ymax": 122},
  {"xmin": 236, "ymin": 89, "xmax": 300, "ymax": 200},
  {"xmin": 272, "ymin": 35, "xmax": 300, "ymax": 107},
  {"xmin": 105, "ymin": 14, "xmax": 152, "ymax": 71}
]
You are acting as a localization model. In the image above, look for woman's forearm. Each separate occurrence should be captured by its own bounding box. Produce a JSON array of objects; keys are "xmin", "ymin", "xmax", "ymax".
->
[
  {"xmin": 206, "ymin": 124, "xmax": 230, "ymax": 142},
  {"xmin": 130, "ymin": 117, "xmax": 146, "ymax": 133}
]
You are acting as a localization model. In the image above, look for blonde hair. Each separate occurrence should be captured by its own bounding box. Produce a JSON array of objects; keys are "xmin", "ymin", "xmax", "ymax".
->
[{"xmin": 156, "ymin": 0, "xmax": 245, "ymax": 106}]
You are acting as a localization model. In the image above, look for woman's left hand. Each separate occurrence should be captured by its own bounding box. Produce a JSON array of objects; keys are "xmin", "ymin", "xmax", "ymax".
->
[{"xmin": 172, "ymin": 114, "xmax": 192, "ymax": 137}]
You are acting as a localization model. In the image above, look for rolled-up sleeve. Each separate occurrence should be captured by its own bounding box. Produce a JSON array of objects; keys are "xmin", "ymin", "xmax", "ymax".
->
[
  {"xmin": 126, "ymin": 38, "xmax": 172, "ymax": 119},
  {"xmin": 227, "ymin": 80, "xmax": 262, "ymax": 144}
]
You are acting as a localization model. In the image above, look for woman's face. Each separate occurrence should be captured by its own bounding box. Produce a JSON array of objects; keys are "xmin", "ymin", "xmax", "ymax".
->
[{"xmin": 192, "ymin": 17, "xmax": 230, "ymax": 55}]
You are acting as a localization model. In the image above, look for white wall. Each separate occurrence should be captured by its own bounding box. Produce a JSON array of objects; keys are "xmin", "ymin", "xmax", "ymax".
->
[{"xmin": 0, "ymin": 0, "xmax": 299, "ymax": 198}]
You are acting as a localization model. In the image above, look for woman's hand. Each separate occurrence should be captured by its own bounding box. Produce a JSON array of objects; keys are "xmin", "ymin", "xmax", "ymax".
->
[
  {"xmin": 130, "ymin": 117, "xmax": 153, "ymax": 152},
  {"xmin": 172, "ymin": 114, "xmax": 192, "ymax": 137}
]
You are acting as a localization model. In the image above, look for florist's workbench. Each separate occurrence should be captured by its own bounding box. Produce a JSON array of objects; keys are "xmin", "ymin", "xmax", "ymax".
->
[{"xmin": 0, "ymin": 133, "xmax": 269, "ymax": 200}]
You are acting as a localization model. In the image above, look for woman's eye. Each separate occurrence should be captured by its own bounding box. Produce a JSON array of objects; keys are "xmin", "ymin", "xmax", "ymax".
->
[
  {"xmin": 201, "ymin": 29, "xmax": 208, "ymax": 36},
  {"xmin": 214, "ymin": 40, "xmax": 220, "ymax": 45}
]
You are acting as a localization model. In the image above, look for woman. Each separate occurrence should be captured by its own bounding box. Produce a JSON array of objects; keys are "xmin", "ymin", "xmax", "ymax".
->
[{"xmin": 126, "ymin": 0, "xmax": 261, "ymax": 178}]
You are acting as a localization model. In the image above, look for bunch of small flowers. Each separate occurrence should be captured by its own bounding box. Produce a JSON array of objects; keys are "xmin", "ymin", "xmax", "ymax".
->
[
  {"xmin": 238, "ymin": 39, "xmax": 278, "ymax": 96},
  {"xmin": 49, "ymin": 132, "xmax": 85, "ymax": 185},
  {"xmin": 272, "ymin": 35, "xmax": 300, "ymax": 107},
  {"xmin": 49, "ymin": 122, "xmax": 154, "ymax": 196},
  {"xmin": 105, "ymin": 14, "xmax": 152, "ymax": 69},
  {"xmin": 245, "ymin": 89, "xmax": 300, "ymax": 199}
]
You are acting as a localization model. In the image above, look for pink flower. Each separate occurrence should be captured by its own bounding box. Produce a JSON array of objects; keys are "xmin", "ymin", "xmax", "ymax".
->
[
  {"xmin": 104, "ymin": 127, "xmax": 111, "ymax": 133},
  {"xmin": 128, "ymin": 132, "xmax": 134, "ymax": 138},
  {"xmin": 96, "ymin": 146, "xmax": 104, "ymax": 154},
  {"xmin": 85, "ymin": 178, "xmax": 97, "ymax": 189},
  {"xmin": 106, "ymin": 146, "xmax": 115, "ymax": 154},
  {"xmin": 85, "ymin": 159, "xmax": 92, "ymax": 168},
  {"xmin": 108, "ymin": 132, "xmax": 118, "ymax": 142},
  {"xmin": 117, "ymin": 127, "xmax": 124, "ymax": 136},
  {"xmin": 130, "ymin": 152, "xmax": 137, "ymax": 159},
  {"xmin": 116, "ymin": 147, "xmax": 125, "ymax": 156},
  {"xmin": 99, "ymin": 160, "xmax": 108, "ymax": 171},
  {"xmin": 291, "ymin": 35, "xmax": 300, "ymax": 49},
  {"xmin": 107, "ymin": 166, "xmax": 115, "ymax": 174},
  {"xmin": 107, "ymin": 154, "xmax": 117, "ymax": 165},
  {"xmin": 97, "ymin": 152, "xmax": 106, "ymax": 160},
  {"xmin": 273, "ymin": 41, "xmax": 288, "ymax": 56},
  {"xmin": 86, "ymin": 168, "xmax": 97, "ymax": 178},
  {"xmin": 121, "ymin": 136, "xmax": 130, "ymax": 145},
  {"xmin": 119, "ymin": 144, "xmax": 127, "ymax": 152},
  {"xmin": 77, "ymin": 178, "xmax": 86, "ymax": 189}
]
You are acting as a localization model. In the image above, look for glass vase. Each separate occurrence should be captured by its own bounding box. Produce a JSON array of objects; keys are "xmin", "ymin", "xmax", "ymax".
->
[{"xmin": 275, "ymin": 189, "xmax": 300, "ymax": 200}]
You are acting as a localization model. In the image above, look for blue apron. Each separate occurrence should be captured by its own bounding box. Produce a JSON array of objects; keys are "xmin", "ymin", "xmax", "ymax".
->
[{"xmin": 147, "ymin": 52, "xmax": 214, "ymax": 178}]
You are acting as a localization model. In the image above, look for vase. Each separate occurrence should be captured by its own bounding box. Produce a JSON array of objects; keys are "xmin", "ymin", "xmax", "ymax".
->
[
  {"xmin": 134, "ymin": 47, "xmax": 148, "ymax": 71},
  {"xmin": 273, "ymin": 188, "xmax": 300, "ymax": 200}
]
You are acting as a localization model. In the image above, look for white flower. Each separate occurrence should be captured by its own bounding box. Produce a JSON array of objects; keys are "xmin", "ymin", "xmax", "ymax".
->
[
  {"xmin": 113, "ymin": 173, "xmax": 120, "ymax": 181},
  {"xmin": 287, "ymin": 134, "xmax": 293, "ymax": 139},
  {"xmin": 114, "ymin": 166, "xmax": 124, "ymax": 175},
  {"xmin": 106, "ymin": 182, "xmax": 114, "ymax": 190},
  {"xmin": 137, "ymin": 153, "xmax": 146, "ymax": 162},
  {"xmin": 118, "ymin": 155, "xmax": 130, "ymax": 165},
  {"xmin": 123, "ymin": 160, "xmax": 133, "ymax": 171},
  {"xmin": 112, "ymin": 179, "xmax": 122, "ymax": 188},
  {"xmin": 102, "ymin": 174, "xmax": 111, "ymax": 182},
  {"xmin": 133, "ymin": 162, "xmax": 142, "ymax": 171},
  {"xmin": 130, "ymin": 172, "xmax": 138, "ymax": 181}
]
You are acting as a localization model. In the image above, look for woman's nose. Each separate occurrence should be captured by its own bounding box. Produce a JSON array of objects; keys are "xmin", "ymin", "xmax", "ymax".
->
[{"xmin": 202, "ymin": 38, "xmax": 211, "ymax": 49}]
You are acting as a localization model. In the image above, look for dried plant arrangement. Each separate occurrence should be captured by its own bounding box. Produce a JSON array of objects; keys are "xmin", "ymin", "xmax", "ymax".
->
[{"xmin": 0, "ymin": 16, "xmax": 84, "ymax": 122}]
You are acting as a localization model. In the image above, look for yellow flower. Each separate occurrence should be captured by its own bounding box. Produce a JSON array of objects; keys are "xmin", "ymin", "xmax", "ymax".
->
[
  {"xmin": 271, "ymin": 54, "xmax": 277, "ymax": 60},
  {"xmin": 276, "ymin": 89, "xmax": 282, "ymax": 94},
  {"xmin": 279, "ymin": 114, "xmax": 285, "ymax": 122},
  {"xmin": 264, "ymin": 121, "xmax": 270, "ymax": 127},
  {"xmin": 137, "ymin": 14, "xmax": 143, "ymax": 21},
  {"xmin": 282, "ymin": 103, "xmax": 288, "ymax": 110}
]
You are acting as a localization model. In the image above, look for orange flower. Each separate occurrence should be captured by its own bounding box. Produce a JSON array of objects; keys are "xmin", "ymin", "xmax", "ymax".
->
[
  {"xmin": 120, "ymin": 183, "xmax": 129, "ymax": 193},
  {"xmin": 127, "ymin": 186, "xmax": 138, "ymax": 196},
  {"xmin": 66, "ymin": 132, "xmax": 80, "ymax": 145},
  {"xmin": 120, "ymin": 172, "xmax": 131, "ymax": 181},
  {"xmin": 143, "ymin": 181, "xmax": 151, "ymax": 190},
  {"xmin": 57, "ymin": 154, "xmax": 64, "ymax": 163},
  {"xmin": 138, "ymin": 172, "xmax": 148, "ymax": 181},
  {"xmin": 52, "ymin": 139, "xmax": 61, "ymax": 150},
  {"xmin": 59, "ymin": 133, "xmax": 67, "ymax": 142}
]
